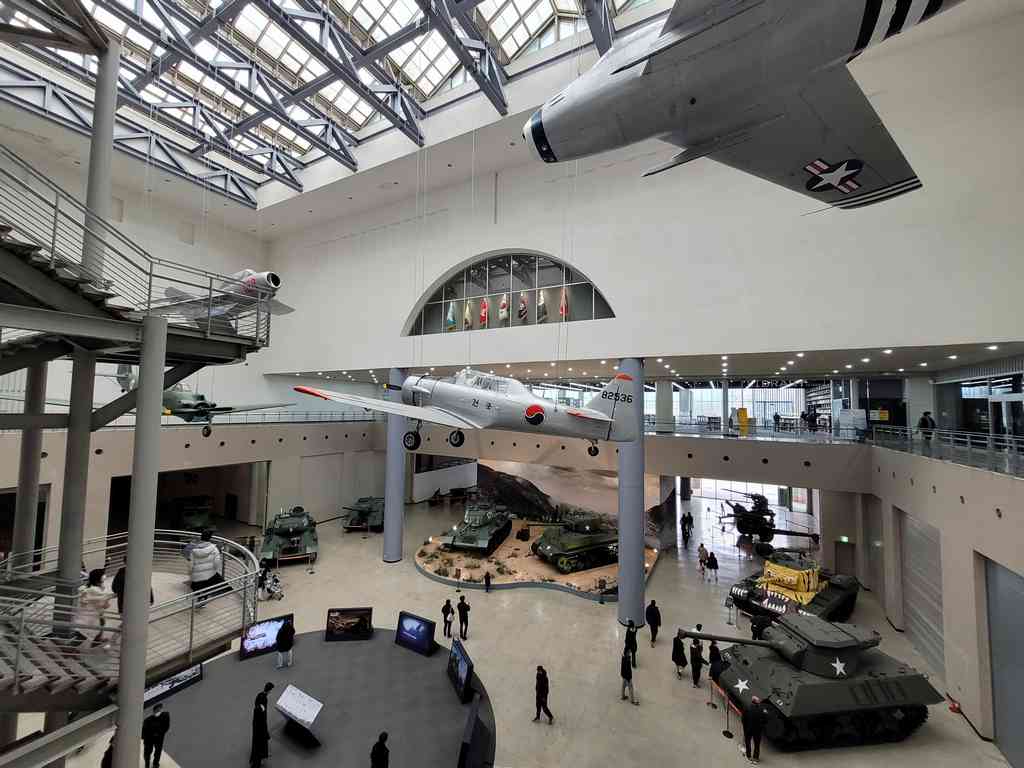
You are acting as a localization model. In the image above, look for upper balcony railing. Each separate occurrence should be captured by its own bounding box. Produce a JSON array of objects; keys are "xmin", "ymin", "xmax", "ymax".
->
[
  {"xmin": 643, "ymin": 415, "xmax": 863, "ymax": 443},
  {"xmin": 0, "ymin": 143, "xmax": 272, "ymax": 345},
  {"xmin": 870, "ymin": 425, "xmax": 1024, "ymax": 478}
]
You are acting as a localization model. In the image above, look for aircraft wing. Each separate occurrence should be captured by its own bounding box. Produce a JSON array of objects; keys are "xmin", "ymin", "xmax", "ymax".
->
[
  {"xmin": 150, "ymin": 288, "xmax": 243, "ymax": 321},
  {"xmin": 294, "ymin": 386, "xmax": 481, "ymax": 430},
  {"xmin": 684, "ymin": 65, "xmax": 921, "ymax": 209},
  {"xmin": 208, "ymin": 403, "xmax": 294, "ymax": 415}
]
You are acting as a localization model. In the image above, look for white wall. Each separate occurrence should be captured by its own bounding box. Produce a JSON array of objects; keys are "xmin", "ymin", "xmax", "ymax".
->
[{"xmin": 905, "ymin": 376, "xmax": 937, "ymax": 427}]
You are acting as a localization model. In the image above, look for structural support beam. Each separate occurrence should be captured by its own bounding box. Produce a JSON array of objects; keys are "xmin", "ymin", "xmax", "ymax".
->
[
  {"xmin": 364, "ymin": 17, "xmax": 430, "ymax": 61},
  {"xmin": 91, "ymin": 361, "xmax": 203, "ymax": 430},
  {"xmin": 0, "ymin": 705, "xmax": 118, "ymax": 768},
  {"xmin": 721, "ymin": 376, "xmax": 729, "ymax": 434},
  {"xmin": 12, "ymin": 362, "xmax": 47, "ymax": 569},
  {"xmin": 654, "ymin": 379, "xmax": 673, "ymax": 433},
  {"xmin": 581, "ymin": 0, "xmax": 615, "ymax": 55},
  {"xmin": 0, "ymin": 23, "xmax": 93, "ymax": 52},
  {"xmin": 0, "ymin": 303, "xmax": 141, "ymax": 344},
  {"xmin": 383, "ymin": 367, "xmax": 407, "ymax": 563},
  {"xmin": 82, "ymin": 38, "xmax": 120, "ymax": 278},
  {"xmin": 0, "ymin": 340, "xmax": 71, "ymax": 376},
  {"xmin": 617, "ymin": 357, "xmax": 645, "ymax": 627},
  {"xmin": 0, "ymin": 413, "xmax": 67, "ymax": 429},
  {"xmin": 113, "ymin": 316, "xmax": 167, "ymax": 768}
]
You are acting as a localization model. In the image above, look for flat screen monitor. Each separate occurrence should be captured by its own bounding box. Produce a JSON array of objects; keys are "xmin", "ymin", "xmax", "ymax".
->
[
  {"xmin": 144, "ymin": 663, "xmax": 203, "ymax": 707},
  {"xmin": 325, "ymin": 607, "xmax": 374, "ymax": 642},
  {"xmin": 447, "ymin": 639, "xmax": 475, "ymax": 703},
  {"xmin": 240, "ymin": 613, "xmax": 293, "ymax": 660},
  {"xmin": 394, "ymin": 610, "xmax": 436, "ymax": 656}
]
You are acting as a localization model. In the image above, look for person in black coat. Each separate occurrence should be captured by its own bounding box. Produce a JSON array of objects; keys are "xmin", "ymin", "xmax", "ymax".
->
[
  {"xmin": 689, "ymin": 640, "xmax": 706, "ymax": 688},
  {"xmin": 645, "ymin": 600, "xmax": 662, "ymax": 647},
  {"xmin": 142, "ymin": 703, "xmax": 171, "ymax": 768},
  {"xmin": 371, "ymin": 732, "xmax": 389, "ymax": 768},
  {"xmin": 456, "ymin": 596, "xmax": 470, "ymax": 640},
  {"xmin": 484, "ymin": 570, "xmax": 492, "ymax": 593},
  {"xmin": 111, "ymin": 556, "xmax": 154, "ymax": 615},
  {"xmin": 250, "ymin": 682, "xmax": 274, "ymax": 768},
  {"xmin": 706, "ymin": 551, "xmax": 720, "ymax": 583},
  {"xmin": 708, "ymin": 640, "xmax": 724, "ymax": 683},
  {"xmin": 624, "ymin": 619, "xmax": 638, "ymax": 668},
  {"xmin": 742, "ymin": 696, "xmax": 768, "ymax": 763},
  {"xmin": 275, "ymin": 618, "xmax": 296, "ymax": 669},
  {"xmin": 671, "ymin": 630, "xmax": 688, "ymax": 679},
  {"xmin": 533, "ymin": 665, "xmax": 554, "ymax": 723},
  {"xmin": 441, "ymin": 599, "xmax": 454, "ymax": 638},
  {"xmin": 750, "ymin": 614, "xmax": 772, "ymax": 641},
  {"xmin": 619, "ymin": 650, "xmax": 638, "ymax": 704}
]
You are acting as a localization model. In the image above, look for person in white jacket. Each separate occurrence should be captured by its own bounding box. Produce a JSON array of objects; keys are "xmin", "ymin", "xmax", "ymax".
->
[
  {"xmin": 188, "ymin": 530, "xmax": 223, "ymax": 597},
  {"xmin": 79, "ymin": 568, "xmax": 113, "ymax": 648}
]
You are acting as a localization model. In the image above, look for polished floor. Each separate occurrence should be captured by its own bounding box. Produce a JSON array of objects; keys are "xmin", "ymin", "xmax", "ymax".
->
[{"xmin": 53, "ymin": 495, "xmax": 1008, "ymax": 768}]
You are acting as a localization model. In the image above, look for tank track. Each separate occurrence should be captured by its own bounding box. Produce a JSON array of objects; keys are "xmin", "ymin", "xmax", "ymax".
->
[{"xmin": 765, "ymin": 704, "xmax": 929, "ymax": 750}]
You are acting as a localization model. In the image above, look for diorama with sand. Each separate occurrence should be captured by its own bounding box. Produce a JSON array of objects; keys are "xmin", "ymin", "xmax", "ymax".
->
[{"xmin": 414, "ymin": 463, "xmax": 664, "ymax": 598}]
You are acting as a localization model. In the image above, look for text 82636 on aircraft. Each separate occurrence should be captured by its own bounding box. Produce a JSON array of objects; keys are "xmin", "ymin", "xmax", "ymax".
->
[
  {"xmin": 294, "ymin": 370, "xmax": 638, "ymax": 456},
  {"xmin": 524, "ymin": 0, "xmax": 969, "ymax": 209}
]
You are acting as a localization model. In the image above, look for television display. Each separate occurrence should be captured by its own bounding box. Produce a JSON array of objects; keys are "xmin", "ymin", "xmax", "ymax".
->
[
  {"xmin": 394, "ymin": 610, "xmax": 436, "ymax": 656},
  {"xmin": 144, "ymin": 663, "xmax": 203, "ymax": 707},
  {"xmin": 325, "ymin": 607, "xmax": 373, "ymax": 642},
  {"xmin": 447, "ymin": 639, "xmax": 475, "ymax": 703},
  {"xmin": 240, "ymin": 613, "xmax": 294, "ymax": 660}
]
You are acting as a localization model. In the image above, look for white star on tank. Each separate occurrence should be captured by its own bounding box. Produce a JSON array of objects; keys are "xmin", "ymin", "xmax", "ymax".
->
[
  {"xmin": 734, "ymin": 679, "xmax": 750, "ymax": 693},
  {"xmin": 831, "ymin": 657, "xmax": 847, "ymax": 676}
]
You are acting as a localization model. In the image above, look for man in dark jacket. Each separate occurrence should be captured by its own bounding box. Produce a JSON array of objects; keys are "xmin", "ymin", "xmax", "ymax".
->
[
  {"xmin": 708, "ymin": 640, "xmax": 724, "ymax": 683},
  {"xmin": 371, "ymin": 732, "xmax": 389, "ymax": 768},
  {"xmin": 671, "ymin": 630, "xmax": 688, "ymax": 679},
  {"xmin": 645, "ymin": 600, "xmax": 662, "ymax": 647},
  {"xmin": 456, "ymin": 596, "xmax": 470, "ymax": 640},
  {"xmin": 750, "ymin": 614, "xmax": 772, "ymax": 641},
  {"xmin": 484, "ymin": 570, "xmax": 492, "ymax": 593},
  {"xmin": 918, "ymin": 411, "xmax": 936, "ymax": 445},
  {"xmin": 533, "ymin": 665, "xmax": 554, "ymax": 723},
  {"xmin": 689, "ymin": 640, "xmax": 706, "ymax": 688},
  {"xmin": 275, "ymin": 618, "xmax": 296, "ymax": 669},
  {"xmin": 142, "ymin": 703, "xmax": 171, "ymax": 768},
  {"xmin": 112, "ymin": 556, "xmax": 154, "ymax": 615},
  {"xmin": 619, "ymin": 650, "xmax": 638, "ymax": 704},
  {"xmin": 250, "ymin": 682, "xmax": 274, "ymax": 768},
  {"xmin": 624, "ymin": 619, "xmax": 639, "ymax": 668},
  {"xmin": 741, "ymin": 696, "xmax": 767, "ymax": 764},
  {"xmin": 441, "ymin": 599, "xmax": 454, "ymax": 638}
]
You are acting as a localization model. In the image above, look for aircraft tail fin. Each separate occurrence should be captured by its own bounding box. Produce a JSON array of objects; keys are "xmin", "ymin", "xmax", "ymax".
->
[{"xmin": 584, "ymin": 373, "xmax": 639, "ymax": 441}]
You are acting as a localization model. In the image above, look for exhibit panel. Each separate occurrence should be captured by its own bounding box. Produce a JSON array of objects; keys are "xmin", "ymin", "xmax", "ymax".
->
[
  {"xmin": 900, "ymin": 510, "xmax": 945, "ymax": 682},
  {"xmin": 985, "ymin": 558, "xmax": 1024, "ymax": 768}
]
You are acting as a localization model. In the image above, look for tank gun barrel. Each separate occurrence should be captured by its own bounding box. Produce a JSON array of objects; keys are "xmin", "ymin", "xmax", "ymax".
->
[
  {"xmin": 723, "ymin": 489, "xmax": 755, "ymax": 498},
  {"xmin": 677, "ymin": 628, "xmax": 774, "ymax": 649}
]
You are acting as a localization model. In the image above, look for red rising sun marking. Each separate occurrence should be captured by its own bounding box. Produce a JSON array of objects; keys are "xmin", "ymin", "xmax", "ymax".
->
[{"xmin": 525, "ymin": 404, "xmax": 545, "ymax": 426}]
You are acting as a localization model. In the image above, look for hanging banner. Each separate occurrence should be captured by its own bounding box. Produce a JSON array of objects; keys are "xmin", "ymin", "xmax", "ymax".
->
[
  {"xmin": 463, "ymin": 300, "xmax": 472, "ymax": 330},
  {"xmin": 498, "ymin": 293, "xmax": 508, "ymax": 322},
  {"xmin": 479, "ymin": 297, "xmax": 489, "ymax": 328},
  {"xmin": 518, "ymin": 293, "xmax": 528, "ymax": 322},
  {"xmin": 559, "ymin": 287, "xmax": 568, "ymax": 320},
  {"xmin": 537, "ymin": 290, "xmax": 548, "ymax": 323},
  {"xmin": 446, "ymin": 301, "xmax": 456, "ymax": 331}
]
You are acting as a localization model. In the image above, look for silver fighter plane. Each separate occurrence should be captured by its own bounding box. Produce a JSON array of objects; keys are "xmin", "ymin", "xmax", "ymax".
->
[
  {"xmin": 295, "ymin": 370, "xmax": 639, "ymax": 456},
  {"xmin": 525, "ymin": 0, "xmax": 967, "ymax": 209}
]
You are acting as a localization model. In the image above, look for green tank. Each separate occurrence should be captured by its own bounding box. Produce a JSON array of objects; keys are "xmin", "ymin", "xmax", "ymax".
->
[
  {"xmin": 729, "ymin": 550, "xmax": 860, "ymax": 622},
  {"xmin": 530, "ymin": 512, "xmax": 618, "ymax": 574},
  {"xmin": 260, "ymin": 506, "xmax": 319, "ymax": 565},
  {"xmin": 681, "ymin": 614, "xmax": 943, "ymax": 750},
  {"xmin": 436, "ymin": 495, "xmax": 512, "ymax": 555},
  {"xmin": 342, "ymin": 496, "xmax": 385, "ymax": 532}
]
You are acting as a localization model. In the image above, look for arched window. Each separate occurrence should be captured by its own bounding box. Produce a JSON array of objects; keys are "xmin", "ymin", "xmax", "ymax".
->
[{"xmin": 404, "ymin": 250, "xmax": 614, "ymax": 336}]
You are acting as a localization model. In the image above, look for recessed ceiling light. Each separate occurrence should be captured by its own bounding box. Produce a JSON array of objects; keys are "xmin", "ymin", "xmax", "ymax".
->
[
  {"xmin": 342, "ymin": 371, "xmax": 348, "ymax": 375},
  {"xmin": 883, "ymin": 349, "xmax": 893, "ymax": 354},
  {"xmin": 600, "ymin": 360, "xmax": 607, "ymax": 365},
  {"xmin": 568, "ymin": 367, "xmax": 573, "ymax": 372},
  {"xmin": 506, "ymin": 364, "xmax": 511, "ymax": 368},
  {"xmin": 832, "ymin": 369, "xmax": 839, "ymax": 374},
  {"xmin": 919, "ymin": 362, "xmax": 928, "ymax": 367},
  {"xmin": 369, "ymin": 370, "xmax": 374, "ymax": 374},
  {"xmin": 656, "ymin": 358, "xmax": 663, "ymax": 363},
  {"xmin": 721, "ymin": 355, "xmax": 728, "ymax": 360},
  {"xmin": 526, "ymin": 368, "xmax": 532, "ymax": 373},
  {"xmin": 550, "ymin": 362, "xmax": 556, "ymax": 367},
  {"xmin": 544, "ymin": 372, "xmax": 549, "ymax": 377},
  {"xmin": 796, "ymin": 352, "xmax": 804, "ymax": 358},
  {"xmin": 898, "ymin": 368, "xmax": 905, "ymax": 372},
  {"xmin": 987, "ymin": 345, "xmax": 999, "ymax": 351},
  {"xmin": 294, "ymin": 373, "xmax": 300, "ymax": 377},
  {"xmin": 845, "ymin": 364, "xmax": 853, "ymax": 369},
  {"xmin": 664, "ymin": 364, "xmax": 669, "ymax": 369},
  {"xmin": 861, "ymin": 358, "xmax": 870, "ymax": 363},
  {"xmin": 430, "ymin": 367, "xmax": 435, "ymax": 371},
  {"xmin": 489, "ymin": 370, "xmax": 494, "ymax": 374},
  {"xmin": 613, "ymin": 365, "xmax": 619, "ymax": 370},
  {"xmin": 583, "ymin": 371, "xmax": 588, "ymax": 375},
  {"xmin": 317, "ymin": 371, "xmax": 323, "ymax": 376},
  {"xmin": 948, "ymin": 354, "xmax": 958, "ymax": 360}
]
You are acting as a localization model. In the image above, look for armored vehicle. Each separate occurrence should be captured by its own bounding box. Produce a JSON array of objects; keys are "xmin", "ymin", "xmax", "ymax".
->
[
  {"xmin": 720, "ymin": 491, "xmax": 819, "ymax": 546},
  {"xmin": 681, "ymin": 615, "xmax": 943, "ymax": 750},
  {"xmin": 436, "ymin": 495, "xmax": 512, "ymax": 555},
  {"xmin": 342, "ymin": 497, "xmax": 385, "ymax": 532},
  {"xmin": 730, "ymin": 551, "xmax": 859, "ymax": 622},
  {"xmin": 260, "ymin": 506, "xmax": 319, "ymax": 565},
  {"xmin": 531, "ymin": 512, "xmax": 618, "ymax": 574}
]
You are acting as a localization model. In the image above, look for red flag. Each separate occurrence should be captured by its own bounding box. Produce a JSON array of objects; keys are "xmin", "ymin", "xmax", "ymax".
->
[
  {"xmin": 479, "ymin": 297, "xmax": 488, "ymax": 327},
  {"xmin": 559, "ymin": 287, "xmax": 568, "ymax": 319}
]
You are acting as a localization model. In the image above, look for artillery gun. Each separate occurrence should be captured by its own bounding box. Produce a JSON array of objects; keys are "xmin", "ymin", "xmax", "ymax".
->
[
  {"xmin": 720, "ymin": 490, "xmax": 819, "ymax": 546},
  {"xmin": 531, "ymin": 512, "xmax": 618, "ymax": 574},
  {"xmin": 680, "ymin": 614, "xmax": 942, "ymax": 750},
  {"xmin": 341, "ymin": 496, "xmax": 385, "ymax": 532},
  {"xmin": 436, "ymin": 494, "xmax": 513, "ymax": 555},
  {"xmin": 729, "ymin": 550, "xmax": 859, "ymax": 621}
]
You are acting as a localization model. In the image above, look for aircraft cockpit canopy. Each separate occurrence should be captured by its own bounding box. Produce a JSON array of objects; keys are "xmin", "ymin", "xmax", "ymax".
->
[{"xmin": 454, "ymin": 370, "xmax": 525, "ymax": 394}]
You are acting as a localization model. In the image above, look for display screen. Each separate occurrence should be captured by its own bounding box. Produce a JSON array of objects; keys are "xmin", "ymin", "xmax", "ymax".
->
[
  {"xmin": 240, "ymin": 613, "xmax": 293, "ymax": 660},
  {"xmin": 144, "ymin": 663, "xmax": 203, "ymax": 707},
  {"xmin": 324, "ymin": 607, "xmax": 373, "ymax": 642},
  {"xmin": 447, "ymin": 639, "xmax": 475, "ymax": 702},
  {"xmin": 394, "ymin": 610, "xmax": 436, "ymax": 656}
]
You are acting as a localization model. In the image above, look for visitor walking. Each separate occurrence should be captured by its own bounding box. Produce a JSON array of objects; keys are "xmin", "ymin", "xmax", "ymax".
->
[
  {"xmin": 188, "ymin": 530, "xmax": 222, "ymax": 600},
  {"xmin": 100, "ymin": 731, "xmax": 116, "ymax": 768},
  {"xmin": 645, "ymin": 600, "xmax": 662, "ymax": 647},
  {"xmin": 624, "ymin": 619, "xmax": 638, "ymax": 668},
  {"xmin": 275, "ymin": 617, "xmax": 296, "ymax": 669},
  {"xmin": 751, "ymin": 614, "xmax": 771, "ymax": 641},
  {"xmin": 918, "ymin": 410, "xmax": 936, "ymax": 449},
  {"xmin": 706, "ymin": 551, "xmax": 720, "ymax": 583},
  {"xmin": 690, "ymin": 632, "xmax": 706, "ymax": 688},
  {"xmin": 484, "ymin": 570, "xmax": 492, "ymax": 593},
  {"xmin": 250, "ymin": 682, "xmax": 274, "ymax": 768},
  {"xmin": 79, "ymin": 568, "xmax": 112, "ymax": 648},
  {"xmin": 111, "ymin": 556, "xmax": 154, "ymax": 616},
  {"xmin": 441, "ymin": 599, "xmax": 454, "ymax": 638},
  {"xmin": 773, "ymin": 412, "xmax": 781, "ymax": 431},
  {"xmin": 671, "ymin": 630, "xmax": 688, "ymax": 679},
  {"xmin": 619, "ymin": 650, "xmax": 638, "ymax": 705},
  {"xmin": 698, "ymin": 543, "xmax": 709, "ymax": 579},
  {"xmin": 371, "ymin": 732, "xmax": 389, "ymax": 768},
  {"xmin": 533, "ymin": 666, "xmax": 554, "ymax": 724},
  {"xmin": 709, "ymin": 640, "xmax": 724, "ymax": 683},
  {"xmin": 682, "ymin": 519, "xmax": 691, "ymax": 548},
  {"xmin": 457, "ymin": 595, "xmax": 470, "ymax": 640},
  {"xmin": 741, "ymin": 696, "xmax": 767, "ymax": 764},
  {"xmin": 142, "ymin": 704, "xmax": 171, "ymax": 768}
]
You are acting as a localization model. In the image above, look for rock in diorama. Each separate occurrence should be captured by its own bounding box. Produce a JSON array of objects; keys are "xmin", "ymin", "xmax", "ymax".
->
[
  {"xmin": 681, "ymin": 615, "xmax": 943, "ymax": 750},
  {"xmin": 260, "ymin": 506, "xmax": 319, "ymax": 565},
  {"xmin": 341, "ymin": 496, "xmax": 385, "ymax": 532},
  {"xmin": 436, "ymin": 493, "xmax": 513, "ymax": 556},
  {"xmin": 531, "ymin": 512, "xmax": 619, "ymax": 574},
  {"xmin": 729, "ymin": 551, "xmax": 860, "ymax": 622}
]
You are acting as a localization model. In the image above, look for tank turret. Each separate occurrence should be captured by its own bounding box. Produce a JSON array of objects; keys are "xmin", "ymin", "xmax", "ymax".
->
[
  {"xmin": 531, "ymin": 512, "xmax": 618, "ymax": 573},
  {"xmin": 436, "ymin": 493, "xmax": 512, "ymax": 555},
  {"xmin": 260, "ymin": 506, "xmax": 319, "ymax": 565},
  {"xmin": 729, "ymin": 551, "xmax": 859, "ymax": 621},
  {"xmin": 679, "ymin": 614, "xmax": 943, "ymax": 749},
  {"xmin": 341, "ymin": 496, "xmax": 385, "ymax": 532}
]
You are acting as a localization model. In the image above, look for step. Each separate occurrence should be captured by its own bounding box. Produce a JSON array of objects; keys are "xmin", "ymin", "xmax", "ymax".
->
[
  {"xmin": 103, "ymin": 295, "xmax": 136, "ymax": 312},
  {"xmin": 78, "ymin": 282, "xmax": 118, "ymax": 300},
  {"xmin": 2, "ymin": 241, "xmax": 42, "ymax": 258},
  {"xmin": 21, "ymin": 640, "xmax": 74, "ymax": 694},
  {"xmin": 38, "ymin": 639, "xmax": 105, "ymax": 694},
  {"xmin": 0, "ymin": 637, "xmax": 49, "ymax": 694}
]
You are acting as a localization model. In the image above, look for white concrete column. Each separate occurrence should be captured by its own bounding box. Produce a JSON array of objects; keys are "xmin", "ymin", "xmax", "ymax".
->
[
  {"xmin": 882, "ymin": 501, "xmax": 905, "ymax": 629},
  {"xmin": 853, "ymin": 493, "xmax": 868, "ymax": 586},
  {"xmin": 114, "ymin": 315, "xmax": 167, "ymax": 768},
  {"xmin": 82, "ymin": 39, "xmax": 120, "ymax": 277},
  {"xmin": 12, "ymin": 361, "xmax": 48, "ymax": 561},
  {"xmin": 383, "ymin": 367, "xmax": 406, "ymax": 563},
  {"xmin": 721, "ymin": 377, "xmax": 729, "ymax": 433},
  {"xmin": 247, "ymin": 461, "xmax": 269, "ymax": 528},
  {"xmin": 654, "ymin": 380, "xmax": 673, "ymax": 433},
  {"xmin": 617, "ymin": 358, "xmax": 645, "ymax": 627},
  {"xmin": 905, "ymin": 376, "xmax": 936, "ymax": 430}
]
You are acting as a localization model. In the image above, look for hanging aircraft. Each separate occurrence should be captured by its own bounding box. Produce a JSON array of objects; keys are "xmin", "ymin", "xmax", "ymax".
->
[
  {"xmin": 153, "ymin": 269, "xmax": 295, "ymax": 332},
  {"xmin": 524, "ymin": 0, "xmax": 968, "ymax": 209},
  {"xmin": 112, "ymin": 365, "xmax": 292, "ymax": 436},
  {"xmin": 294, "ymin": 369, "xmax": 639, "ymax": 456}
]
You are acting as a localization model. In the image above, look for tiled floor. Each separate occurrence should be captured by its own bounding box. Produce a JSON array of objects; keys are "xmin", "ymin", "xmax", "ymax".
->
[{"xmin": 51, "ymin": 495, "xmax": 1008, "ymax": 768}]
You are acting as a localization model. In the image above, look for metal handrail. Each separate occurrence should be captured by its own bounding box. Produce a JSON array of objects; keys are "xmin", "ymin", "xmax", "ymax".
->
[
  {"xmin": 0, "ymin": 143, "xmax": 273, "ymax": 344},
  {"xmin": 870, "ymin": 424, "xmax": 1023, "ymax": 476},
  {"xmin": 0, "ymin": 410, "xmax": 385, "ymax": 433},
  {"xmin": 643, "ymin": 415, "xmax": 863, "ymax": 443}
]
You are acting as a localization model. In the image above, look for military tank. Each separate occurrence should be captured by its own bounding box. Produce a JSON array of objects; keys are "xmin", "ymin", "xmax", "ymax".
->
[
  {"xmin": 342, "ymin": 496, "xmax": 385, "ymax": 532},
  {"xmin": 436, "ymin": 495, "xmax": 512, "ymax": 555},
  {"xmin": 260, "ymin": 506, "xmax": 319, "ymax": 565},
  {"xmin": 531, "ymin": 512, "xmax": 618, "ymax": 574},
  {"xmin": 729, "ymin": 551, "xmax": 860, "ymax": 621},
  {"xmin": 681, "ymin": 614, "xmax": 942, "ymax": 750}
]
